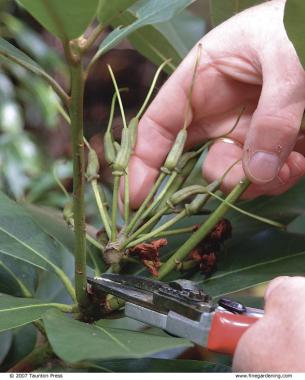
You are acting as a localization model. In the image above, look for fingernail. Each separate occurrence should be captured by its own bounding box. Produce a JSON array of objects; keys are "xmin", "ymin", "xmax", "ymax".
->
[{"xmin": 247, "ymin": 151, "xmax": 280, "ymax": 182}]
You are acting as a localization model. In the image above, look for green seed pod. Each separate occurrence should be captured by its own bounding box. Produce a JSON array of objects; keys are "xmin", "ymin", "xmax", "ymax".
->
[
  {"xmin": 129, "ymin": 117, "xmax": 139, "ymax": 148},
  {"xmin": 86, "ymin": 148, "xmax": 100, "ymax": 182},
  {"xmin": 113, "ymin": 128, "xmax": 132, "ymax": 176},
  {"xmin": 104, "ymin": 130, "xmax": 116, "ymax": 165},
  {"xmin": 185, "ymin": 180, "xmax": 221, "ymax": 215},
  {"xmin": 168, "ymin": 185, "xmax": 206, "ymax": 207},
  {"xmin": 114, "ymin": 141, "xmax": 121, "ymax": 153},
  {"xmin": 185, "ymin": 193, "xmax": 209, "ymax": 215},
  {"xmin": 163, "ymin": 129, "xmax": 187, "ymax": 172},
  {"xmin": 175, "ymin": 151, "xmax": 197, "ymax": 173}
]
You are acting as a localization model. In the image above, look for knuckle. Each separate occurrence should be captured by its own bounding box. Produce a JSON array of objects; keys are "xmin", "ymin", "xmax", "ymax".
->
[{"xmin": 254, "ymin": 113, "xmax": 299, "ymax": 136}]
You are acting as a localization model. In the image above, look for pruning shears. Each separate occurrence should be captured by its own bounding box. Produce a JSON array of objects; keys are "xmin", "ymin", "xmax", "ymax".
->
[{"xmin": 87, "ymin": 274, "xmax": 264, "ymax": 355}]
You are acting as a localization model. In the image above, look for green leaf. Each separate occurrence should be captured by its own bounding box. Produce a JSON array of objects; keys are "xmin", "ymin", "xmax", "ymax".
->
[
  {"xmin": 98, "ymin": 0, "xmax": 138, "ymax": 25},
  {"xmin": 0, "ymin": 192, "xmax": 75, "ymax": 301},
  {"xmin": 0, "ymin": 255, "xmax": 35, "ymax": 297},
  {"xmin": 43, "ymin": 309, "xmax": 192, "ymax": 362},
  {"xmin": 0, "ymin": 325, "xmax": 37, "ymax": 371},
  {"xmin": 0, "ymin": 37, "xmax": 48, "ymax": 77},
  {"xmin": 24, "ymin": 204, "xmax": 74, "ymax": 254},
  {"xmin": 17, "ymin": 0, "xmax": 99, "ymax": 41},
  {"xmin": 96, "ymin": 317, "xmax": 148, "ymax": 332},
  {"xmin": 0, "ymin": 331, "xmax": 12, "ymax": 365},
  {"xmin": 86, "ymin": 358, "xmax": 231, "ymax": 372},
  {"xmin": 0, "ymin": 37, "xmax": 65, "ymax": 100},
  {"xmin": 111, "ymin": 7, "xmax": 205, "ymax": 72},
  {"xmin": 0, "ymin": 192, "xmax": 72, "ymax": 274},
  {"xmin": 229, "ymin": 176, "xmax": 305, "ymax": 238},
  {"xmin": 2, "ymin": 13, "xmax": 65, "ymax": 71},
  {"xmin": 194, "ymin": 229, "xmax": 305, "ymax": 298},
  {"xmin": 284, "ymin": 0, "xmax": 305, "ymax": 70},
  {"xmin": 95, "ymin": 0, "xmax": 193, "ymax": 58},
  {"xmin": 155, "ymin": 10, "xmax": 205, "ymax": 58},
  {"xmin": 209, "ymin": 0, "xmax": 265, "ymax": 26},
  {"xmin": 0, "ymin": 294, "xmax": 56, "ymax": 332}
]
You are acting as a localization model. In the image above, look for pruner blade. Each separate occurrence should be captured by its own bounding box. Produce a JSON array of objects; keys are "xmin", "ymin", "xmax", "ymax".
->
[{"xmin": 87, "ymin": 274, "xmax": 264, "ymax": 355}]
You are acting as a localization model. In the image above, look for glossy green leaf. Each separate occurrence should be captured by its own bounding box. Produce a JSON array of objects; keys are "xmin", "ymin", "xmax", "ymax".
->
[
  {"xmin": 2, "ymin": 13, "xmax": 65, "ymax": 71},
  {"xmin": 24, "ymin": 204, "xmax": 74, "ymax": 254},
  {"xmin": 0, "ymin": 254, "xmax": 36, "ymax": 297},
  {"xmin": 98, "ymin": 0, "xmax": 138, "ymax": 25},
  {"xmin": 86, "ymin": 358, "xmax": 231, "ymax": 372},
  {"xmin": 43, "ymin": 309, "xmax": 192, "ymax": 362},
  {"xmin": 18, "ymin": 0, "xmax": 99, "ymax": 41},
  {"xmin": 228, "ymin": 176, "xmax": 305, "ymax": 238},
  {"xmin": 35, "ymin": 247, "xmax": 74, "ymax": 304},
  {"xmin": 156, "ymin": 10, "xmax": 205, "ymax": 57},
  {"xmin": 112, "ymin": 7, "xmax": 204, "ymax": 72},
  {"xmin": 284, "ymin": 0, "xmax": 305, "ymax": 70},
  {"xmin": 209, "ymin": 0, "xmax": 264, "ymax": 26},
  {"xmin": 0, "ymin": 325, "xmax": 37, "ymax": 371},
  {"xmin": 193, "ymin": 229, "xmax": 305, "ymax": 298},
  {"xmin": 96, "ymin": 0, "xmax": 193, "ymax": 58},
  {"xmin": 0, "ymin": 294, "xmax": 56, "ymax": 332},
  {"xmin": 0, "ymin": 192, "xmax": 73, "ymax": 274},
  {"xmin": 0, "ymin": 37, "xmax": 62, "ymax": 93},
  {"xmin": 96, "ymin": 317, "xmax": 148, "ymax": 332},
  {"xmin": 0, "ymin": 331, "xmax": 12, "ymax": 365}
]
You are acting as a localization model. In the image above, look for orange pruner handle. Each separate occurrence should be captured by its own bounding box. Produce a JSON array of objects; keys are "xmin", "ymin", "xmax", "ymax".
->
[{"xmin": 207, "ymin": 311, "xmax": 260, "ymax": 355}]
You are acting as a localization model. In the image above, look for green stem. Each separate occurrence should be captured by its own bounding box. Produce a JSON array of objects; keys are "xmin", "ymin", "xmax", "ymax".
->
[
  {"xmin": 107, "ymin": 65, "xmax": 127, "ymax": 129},
  {"xmin": 145, "ymin": 225, "xmax": 196, "ymax": 238},
  {"xmin": 111, "ymin": 176, "xmax": 120, "ymax": 240},
  {"xmin": 157, "ymin": 179, "xmax": 250, "ymax": 279},
  {"xmin": 127, "ymin": 209, "xmax": 187, "ymax": 248},
  {"xmin": 86, "ymin": 232, "xmax": 105, "ymax": 251},
  {"xmin": 124, "ymin": 169, "xmax": 130, "ymax": 223},
  {"xmin": 206, "ymin": 190, "xmax": 285, "ymax": 230},
  {"xmin": 81, "ymin": 24, "xmax": 104, "ymax": 54},
  {"xmin": 7, "ymin": 342, "xmax": 53, "ymax": 373},
  {"xmin": 136, "ymin": 59, "xmax": 171, "ymax": 119},
  {"xmin": 69, "ymin": 61, "xmax": 88, "ymax": 308},
  {"xmin": 125, "ymin": 172, "xmax": 166, "ymax": 234},
  {"xmin": 142, "ymin": 172, "xmax": 177, "ymax": 217},
  {"xmin": 91, "ymin": 180, "xmax": 112, "ymax": 239},
  {"xmin": 122, "ymin": 205, "xmax": 169, "ymax": 248},
  {"xmin": 51, "ymin": 302, "xmax": 78, "ymax": 313}
]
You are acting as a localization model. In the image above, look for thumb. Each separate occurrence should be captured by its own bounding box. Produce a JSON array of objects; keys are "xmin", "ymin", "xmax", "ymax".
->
[{"xmin": 243, "ymin": 59, "xmax": 305, "ymax": 184}]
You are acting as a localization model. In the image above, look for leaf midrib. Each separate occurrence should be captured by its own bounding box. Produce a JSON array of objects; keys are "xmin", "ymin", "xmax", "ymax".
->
[
  {"xmin": 200, "ymin": 249, "xmax": 305, "ymax": 285},
  {"xmin": 0, "ymin": 225, "xmax": 57, "ymax": 272},
  {"xmin": 0, "ymin": 302, "xmax": 56, "ymax": 313},
  {"xmin": 94, "ymin": 325, "xmax": 130, "ymax": 352},
  {"xmin": 99, "ymin": 0, "xmax": 189, "ymax": 54}
]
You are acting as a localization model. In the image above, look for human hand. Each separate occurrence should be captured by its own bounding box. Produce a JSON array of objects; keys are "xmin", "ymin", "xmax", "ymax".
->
[
  {"xmin": 233, "ymin": 276, "xmax": 305, "ymax": 372},
  {"xmin": 126, "ymin": 0, "xmax": 305, "ymax": 209}
]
